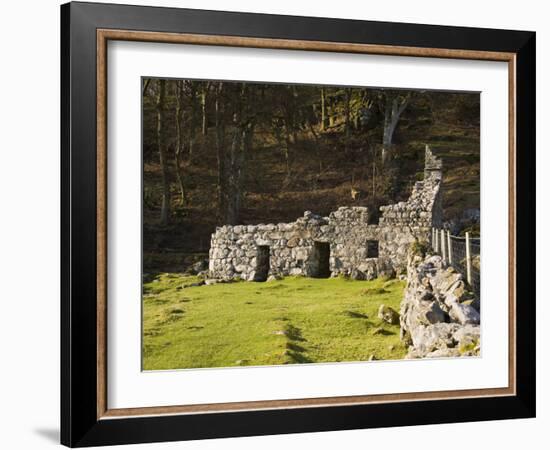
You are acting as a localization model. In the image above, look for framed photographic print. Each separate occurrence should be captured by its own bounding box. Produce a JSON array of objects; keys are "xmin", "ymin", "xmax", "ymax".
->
[{"xmin": 61, "ymin": 1, "xmax": 536, "ymax": 447}]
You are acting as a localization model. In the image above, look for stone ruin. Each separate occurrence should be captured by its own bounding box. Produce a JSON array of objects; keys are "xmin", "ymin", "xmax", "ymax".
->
[{"xmin": 208, "ymin": 146, "xmax": 443, "ymax": 282}]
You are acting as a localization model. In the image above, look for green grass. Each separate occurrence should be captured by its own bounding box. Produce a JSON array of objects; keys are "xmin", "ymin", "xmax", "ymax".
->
[{"xmin": 143, "ymin": 275, "xmax": 407, "ymax": 370}]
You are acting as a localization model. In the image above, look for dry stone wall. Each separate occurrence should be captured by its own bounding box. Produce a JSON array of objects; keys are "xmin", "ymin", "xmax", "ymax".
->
[
  {"xmin": 400, "ymin": 251, "xmax": 480, "ymax": 358},
  {"xmin": 208, "ymin": 146, "xmax": 443, "ymax": 281}
]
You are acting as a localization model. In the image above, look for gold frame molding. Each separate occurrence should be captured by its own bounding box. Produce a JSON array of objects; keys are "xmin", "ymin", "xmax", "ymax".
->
[{"xmin": 96, "ymin": 29, "xmax": 516, "ymax": 420}]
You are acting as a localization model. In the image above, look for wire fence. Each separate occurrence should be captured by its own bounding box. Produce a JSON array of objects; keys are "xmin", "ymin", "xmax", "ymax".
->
[{"xmin": 431, "ymin": 228, "xmax": 480, "ymax": 297}]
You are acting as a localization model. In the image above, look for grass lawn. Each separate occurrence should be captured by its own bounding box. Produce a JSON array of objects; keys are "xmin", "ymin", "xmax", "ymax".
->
[{"xmin": 143, "ymin": 275, "xmax": 407, "ymax": 370}]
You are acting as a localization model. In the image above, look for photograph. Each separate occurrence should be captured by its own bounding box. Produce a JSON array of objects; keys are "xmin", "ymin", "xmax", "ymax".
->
[
  {"xmin": 141, "ymin": 78, "xmax": 481, "ymax": 370},
  {"xmin": 52, "ymin": 1, "xmax": 536, "ymax": 446}
]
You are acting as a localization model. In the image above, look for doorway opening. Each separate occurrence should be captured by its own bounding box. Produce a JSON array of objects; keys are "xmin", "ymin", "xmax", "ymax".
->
[
  {"xmin": 366, "ymin": 240, "xmax": 379, "ymax": 258},
  {"xmin": 254, "ymin": 245, "xmax": 270, "ymax": 281},
  {"xmin": 311, "ymin": 242, "xmax": 331, "ymax": 278}
]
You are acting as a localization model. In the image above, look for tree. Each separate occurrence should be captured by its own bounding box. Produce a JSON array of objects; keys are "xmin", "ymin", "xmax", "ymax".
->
[
  {"xmin": 212, "ymin": 82, "xmax": 257, "ymax": 224},
  {"xmin": 142, "ymin": 78, "xmax": 151, "ymax": 97},
  {"xmin": 354, "ymin": 89, "xmax": 374, "ymax": 130},
  {"xmin": 214, "ymin": 82, "xmax": 227, "ymax": 216},
  {"xmin": 320, "ymin": 87, "xmax": 328, "ymax": 131},
  {"xmin": 156, "ymin": 79, "xmax": 171, "ymax": 225},
  {"xmin": 174, "ymin": 80, "xmax": 187, "ymax": 206},
  {"xmin": 225, "ymin": 84, "xmax": 256, "ymax": 224},
  {"xmin": 381, "ymin": 90, "xmax": 411, "ymax": 163},
  {"xmin": 273, "ymin": 85, "xmax": 302, "ymax": 180},
  {"xmin": 344, "ymin": 88, "xmax": 352, "ymax": 152},
  {"xmin": 188, "ymin": 82, "xmax": 198, "ymax": 156},
  {"xmin": 200, "ymin": 82, "xmax": 210, "ymax": 135}
]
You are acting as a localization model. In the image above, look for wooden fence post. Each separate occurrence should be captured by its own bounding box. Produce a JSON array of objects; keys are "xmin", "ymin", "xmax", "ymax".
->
[
  {"xmin": 432, "ymin": 228, "xmax": 435, "ymax": 249},
  {"xmin": 465, "ymin": 231, "xmax": 472, "ymax": 285},
  {"xmin": 441, "ymin": 229, "xmax": 446, "ymax": 262},
  {"xmin": 447, "ymin": 230, "xmax": 452, "ymax": 265},
  {"xmin": 434, "ymin": 228, "xmax": 438, "ymax": 253}
]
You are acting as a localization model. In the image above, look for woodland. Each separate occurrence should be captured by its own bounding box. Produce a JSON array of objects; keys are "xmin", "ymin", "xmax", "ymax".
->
[{"xmin": 142, "ymin": 79, "xmax": 480, "ymax": 273}]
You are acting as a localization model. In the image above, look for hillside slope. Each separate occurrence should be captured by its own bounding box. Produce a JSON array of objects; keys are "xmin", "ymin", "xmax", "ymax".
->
[{"xmin": 143, "ymin": 85, "xmax": 479, "ymax": 272}]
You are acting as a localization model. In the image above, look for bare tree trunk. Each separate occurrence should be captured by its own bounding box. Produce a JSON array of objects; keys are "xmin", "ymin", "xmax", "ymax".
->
[
  {"xmin": 156, "ymin": 79, "xmax": 170, "ymax": 225},
  {"xmin": 142, "ymin": 78, "xmax": 151, "ymax": 97},
  {"xmin": 201, "ymin": 84, "xmax": 208, "ymax": 135},
  {"xmin": 320, "ymin": 87, "xmax": 327, "ymax": 131},
  {"xmin": 344, "ymin": 88, "xmax": 352, "ymax": 152},
  {"xmin": 214, "ymin": 83, "xmax": 227, "ymax": 217},
  {"xmin": 175, "ymin": 80, "xmax": 186, "ymax": 206},
  {"xmin": 328, "ymin": 98, "xmax": 335, "ymax": 128},
  {"xmin": 382, "ymin": 95, "xmax": 392, "ymax": 147},
  {"xmin": 372, "ymin": 160, "xmax": 376, "ymax": 200},
  {"xmin": 281, "ymin": 87, "xmax": 296, "ymax": 180},
  {"xmin": 291, "ymin": 85, "xmax": 298, "ymax": 145},
  {"xmin": 272, "ymin": 120, "xmax": 290, "ymax": 183},
  {"xmin": 283, "ymin": 130, "xmax": 291, "ymax": 179},
  {"xmin": 189, "ymin": 84, "xmax": 197, "ymax": 156},
  {"xmin": 227, "ymin": 126, "xmax": 240, "ymax": 225},
  {"xmin": 234, "ymin": 122, "xmax": 254, "ymax": 222},
  {"xmin": 226, "ymin": 85, "xmax": 255, "ymax": 225},
  {"xmin": 371, "ymin": 146, "xmax": 377, "ymax": 200},
  {"xmin": 383, "ymin": 101, "xmax": 403, "ymax": 147},
  {"xmin": 382, "ymin": 92, "xmax": 411, "ymax": 163}
]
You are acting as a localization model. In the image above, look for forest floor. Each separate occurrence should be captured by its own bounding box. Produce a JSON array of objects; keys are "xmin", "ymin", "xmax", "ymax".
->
[
  {"xmin": 142, "ymin": 274, "xmax": 407, "ymax": 370},
  {"xmin": 143, "ymin": 120, "xmax": 480, "ymax": 273}
]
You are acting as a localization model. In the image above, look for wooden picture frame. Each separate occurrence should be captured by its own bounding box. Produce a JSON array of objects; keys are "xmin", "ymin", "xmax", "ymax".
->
[{"xmin": 61, "ymin": 1, "xmax": 536, "ymax": 447}]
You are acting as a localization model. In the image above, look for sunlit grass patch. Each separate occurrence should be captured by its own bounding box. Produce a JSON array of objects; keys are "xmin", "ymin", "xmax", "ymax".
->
[{"xmin": 142, "ymin": 275, "xmax": 407, "ymax": 370}]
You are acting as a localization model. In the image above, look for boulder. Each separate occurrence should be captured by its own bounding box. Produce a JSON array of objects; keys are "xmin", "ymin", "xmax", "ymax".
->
[
  {"xmin": 449, "ymin": 302, "xmax": 480, "ymax": 325},
  {"xmin": 196, "ymin": 270, "xmax": 208, "ymax": 279},
  {"xmin": 350, "ymin": 269, "xmax": 366, "ymax": 281},
  {"xmin": 433, "ymin": 268, "xmax": 463, "ymax": 293},
  {"xmin": 376, "ymin": 257, "xmax": 396, "ymax": 279},
  {"xmin": 410, "ymin": 322, "xmax": 459, "ymax": 356},
  {"xmin": 452, "ymin": 324, "xmax": 481, "ymax": 356},
  {"xmin": 461, "ymin": 296, "xmax": 480, "ymax": 312},
  {"xmin": 378, "ymin": 304, "xmax": 400, "ymax": 325},
  {"xmin": 192, "ymin": 259, "xmax": 209, "ymax": 273},
  {"xmin": 424, "ymin": 301, "xmax": 447, "ymax": 324}
]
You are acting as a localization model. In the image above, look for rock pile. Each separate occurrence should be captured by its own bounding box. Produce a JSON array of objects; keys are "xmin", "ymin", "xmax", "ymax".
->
[{"xmin": 400, "ymin": 250, "xmax": 480, "ymax": 358}]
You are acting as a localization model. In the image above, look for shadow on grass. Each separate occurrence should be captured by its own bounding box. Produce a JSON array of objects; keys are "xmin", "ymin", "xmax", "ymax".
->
[
  {"xmin": 344, "ymin": 310, "xmax": 369, "ymax": 319},
  {"xmin": 286, "ymin": 342, "xmax": 307, "ymax": 353},
  {"xmin": 144, "ymin": 297, "xmax": 169, "ymax": 305},
  {"xmin": 360, "ymin": 287, "xmax": 390, "ymax": 296},
  {"xmin": 282, "ymin": 323, "xmax": 313, "ymax": 363},
  {"xmin": 286, "ymin": 351, "xmax": 313, "ymax": 363},
  {"xmin": 263, "ymin": 284, "xmax": 287, "ymax": 290},
  {"xmin": 373, "ymin": 327, "xmax": 395, "ymax": 336},
  {"xmin": 284, "ymin": 324, "xmax": 306, "ymax": 342}
]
